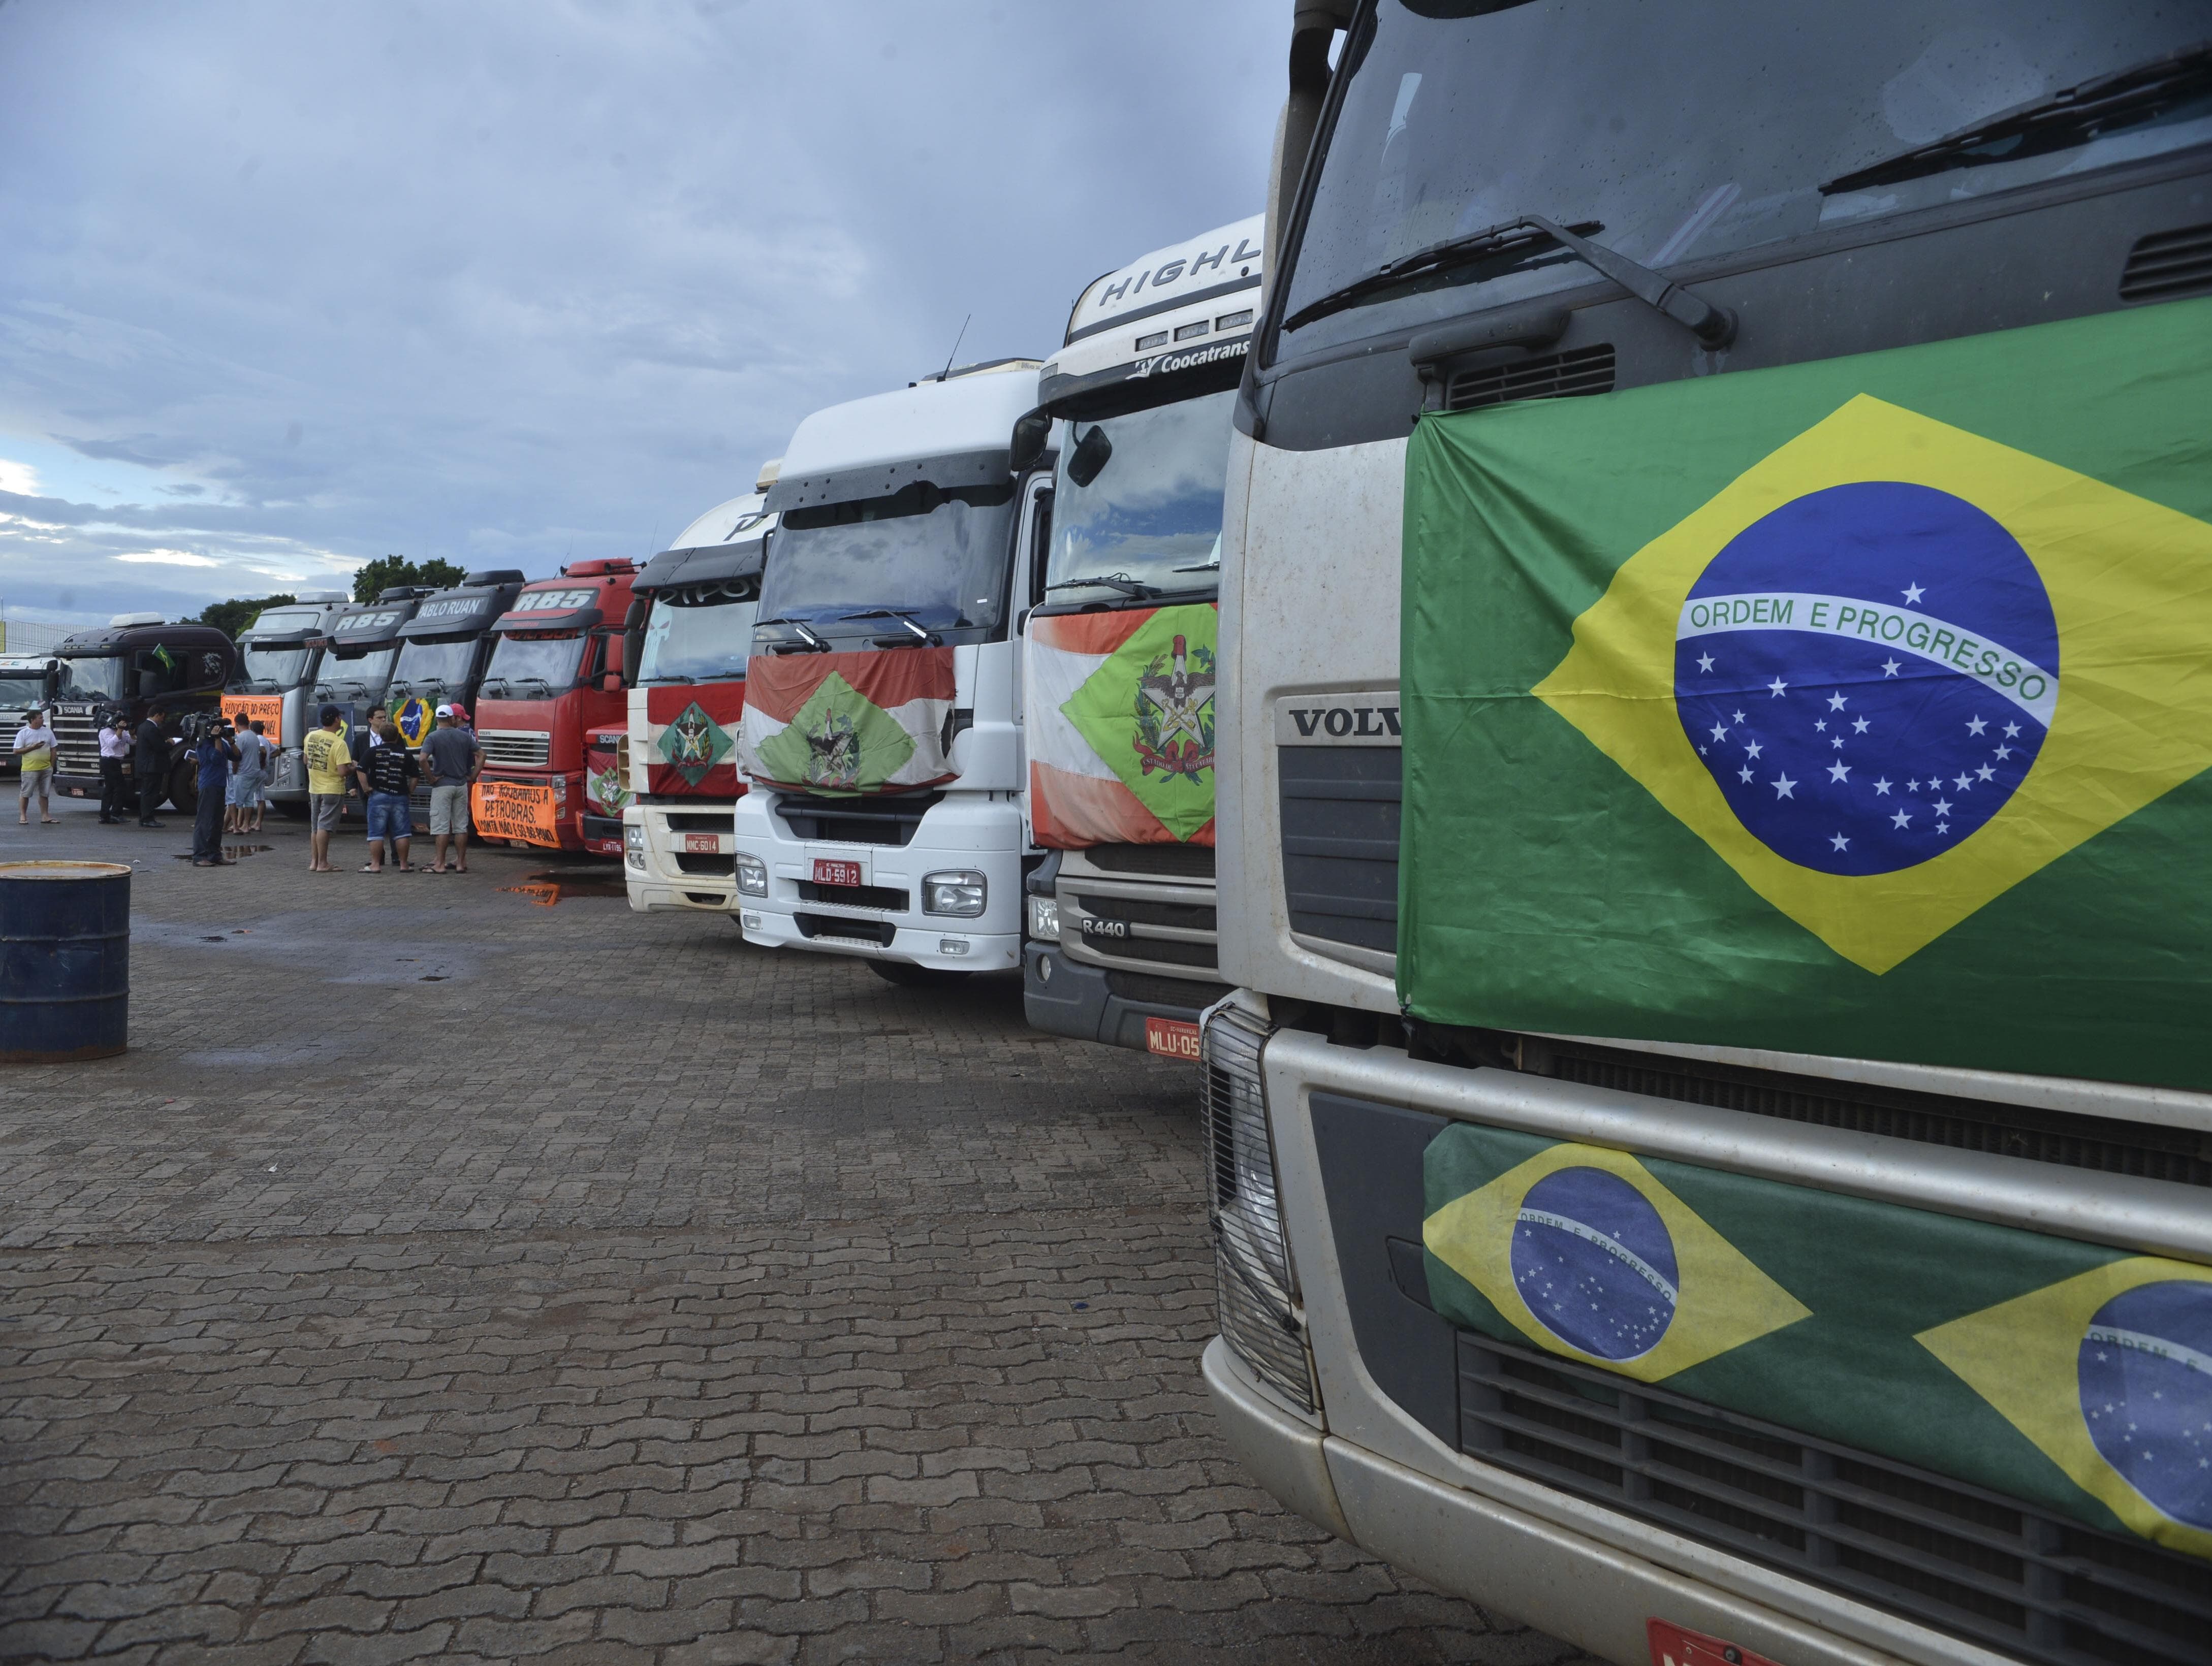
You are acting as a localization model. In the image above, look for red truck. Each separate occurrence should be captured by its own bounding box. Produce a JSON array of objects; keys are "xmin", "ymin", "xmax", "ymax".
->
[{"xmin": 468, "ymin": 559, "xmax": 641, "ymax": 854}]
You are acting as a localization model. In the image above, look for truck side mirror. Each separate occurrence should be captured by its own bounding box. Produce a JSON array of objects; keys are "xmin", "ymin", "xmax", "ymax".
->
[
  {"xmin": 1009, "ymin": 411, "xmax": 1050, "ymax": 474},
  {"xmin": 1066, "ymin": 425, "xmax": 1113, "ymax": 489},
  {"xmin": 601, "ymin": 674, "xmax": 622, "ymax": 693}
]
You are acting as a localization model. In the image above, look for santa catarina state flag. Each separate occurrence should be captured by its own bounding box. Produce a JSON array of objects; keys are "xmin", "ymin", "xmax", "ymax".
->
[
  {"xmin": 738, "ymin": 646, "xmax": 956, "ymax": 796},
  {"xmin": 1028, "ymin": 602, "xmax": 1218, "ymax": 847},
  {"xmin": 1400, "ymin": 297, "xmax": 2212, "ymax": 1090},
  {"xmin": 642, "ymin": 683, "xmax": 744, "ymax": 796}
]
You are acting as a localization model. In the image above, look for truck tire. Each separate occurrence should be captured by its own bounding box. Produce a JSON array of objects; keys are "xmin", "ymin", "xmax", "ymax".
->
[
  {"xmin": 868, "ymin": 961, "xmax": 973, "ymax": 988},
  {"xmin": 166, "ymin": 757, "xmax": 198, "ymax": 816}
]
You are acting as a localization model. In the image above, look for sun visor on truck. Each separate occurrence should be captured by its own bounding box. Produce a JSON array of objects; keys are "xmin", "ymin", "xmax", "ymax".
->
[
  {"xmin": 1038, "ymin": 334, "xmax": 1252, "ymax": 424},
  {"xmin": 635, "ymin": 538, "xmax": 767, "ymax": 593},
  {"xmin": 489, "ymin": 603, "xmax": 602, "ymax": 635},
  {"xmin": 317, "ymin": 605, "xmax": 417, "ymax": 648},
  {"xmin": 399, "ymin": 592, "xmax": 505, "ymax": 638},
  {"xmin": 764, "ymin": 446, "xmax": 1011, "ymax": 516}
]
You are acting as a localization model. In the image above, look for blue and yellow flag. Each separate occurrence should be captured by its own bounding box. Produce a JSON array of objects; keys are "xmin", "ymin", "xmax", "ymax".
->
[{"xmin": 1401, "ymin": 297, "xmax": 2212, "ymax": 1088}]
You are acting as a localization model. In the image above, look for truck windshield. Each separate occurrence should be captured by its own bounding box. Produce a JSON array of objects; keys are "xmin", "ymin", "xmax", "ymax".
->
[
  {"xmin": 313, "ymin": 646, "xmax": 399, "ymax": 699},
  {"xmin": 388, "ymin": 636, "xmax": 477, "ymax": 694},
  {"xmin": 1278, "ymin": 2, "xmax": 2211, "ymax": 356},
  {"xmin": 481, "ymin": 633, "xmax": 583, "ymax": 696},
  {"xmin": 0, "ymin": 673, "xmax": 45, "ymax": 709},
  {"xmin": 52, "ymin": 656, "xmax": 129, "ymax": 702},
  {"xmin": 235, "ymin": 644, "xmax": 313, "ymax": 692},
  {"xmin": 638, "ymin": 589, "xmax": 757, "ymax": 683},
  {"xmin": 762, "ymin": 481, "xmax": 1016, "ymax": 634},
  {"xmin": 1048, "ymin": 389, "xmax": 1236, "ymax": 602}
]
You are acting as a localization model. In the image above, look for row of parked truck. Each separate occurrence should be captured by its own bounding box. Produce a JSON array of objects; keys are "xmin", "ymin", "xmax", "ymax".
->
[{"xmin": 32, "ymin": 6, "xmax": 2212, "ymax": 1662}]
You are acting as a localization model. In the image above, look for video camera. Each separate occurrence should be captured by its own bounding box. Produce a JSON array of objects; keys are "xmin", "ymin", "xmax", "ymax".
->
[{"xmin": 177, "ymin": 710, "xmax": 234, "ymax": 743}]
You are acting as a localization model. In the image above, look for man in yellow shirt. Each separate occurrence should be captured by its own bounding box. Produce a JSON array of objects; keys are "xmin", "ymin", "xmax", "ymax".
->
[{"xmin": 301, "ymin": 704, "xmax": 354, "ymax": 873}]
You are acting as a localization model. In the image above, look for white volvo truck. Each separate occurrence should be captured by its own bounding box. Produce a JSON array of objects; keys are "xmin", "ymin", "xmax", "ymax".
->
[
  {"xmin": 621, "ymin": 473, "xmax": 776, "ymax": 914},
  {"xmin": 1020, "ymin": 214, "xmax": 1263, "ymax": 1061},
  {"xmin": 223, "ymin": 591, "xmax": 351, "ymax": 811},
  {"xmin": 733, "ymin": 359, "xmax": 1049, "ymax": 984},
  {"xmin": 1206, "ymin": 8, "xmax": 2212, "ymax": 1666}
]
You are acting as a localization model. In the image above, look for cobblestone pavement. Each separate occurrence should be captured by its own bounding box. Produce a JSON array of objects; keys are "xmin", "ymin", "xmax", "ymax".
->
[{"xmin": 1, "ymin": 799, "xmax": 1596, "ymax": 1665}]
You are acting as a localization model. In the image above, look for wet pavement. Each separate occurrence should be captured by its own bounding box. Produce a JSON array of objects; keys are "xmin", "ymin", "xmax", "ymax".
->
[{"xmin": 0, "ymin": 795, "xmax": 1593, "ymax": 1665}]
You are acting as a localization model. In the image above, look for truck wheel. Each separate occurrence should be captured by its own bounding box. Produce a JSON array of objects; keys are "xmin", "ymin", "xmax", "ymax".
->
[
  {"xmin": 166, "ymin": 759, "xmax": 198, "ymax": 815},
  {"xmin": 868, "ymin": 961, "xmax": 973, "ymax": 988}
]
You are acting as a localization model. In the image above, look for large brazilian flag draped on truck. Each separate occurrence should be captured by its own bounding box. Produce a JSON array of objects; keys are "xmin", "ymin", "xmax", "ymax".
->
[{"xmin": 1399, "ymin": 298, "xmax": 2212, "ymax": 1091}]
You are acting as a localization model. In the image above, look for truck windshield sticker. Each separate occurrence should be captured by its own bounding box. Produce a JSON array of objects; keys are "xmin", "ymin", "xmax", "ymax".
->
[
  {"xmin": 1397, "ymin": 299, "xmax": 2212, "ymax": 1088},
  {"xmin": 655, "ymin": 699, "xmax": 734, "ymax": 788}
]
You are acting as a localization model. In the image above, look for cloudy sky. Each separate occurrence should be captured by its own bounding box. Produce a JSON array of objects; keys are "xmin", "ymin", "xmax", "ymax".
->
[{"xmin": 0, "ymin": 0, "xmax": 1282, "ymax": 636}]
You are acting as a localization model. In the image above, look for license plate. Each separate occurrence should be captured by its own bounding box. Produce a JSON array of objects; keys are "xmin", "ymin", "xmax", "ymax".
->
[
  {"xmin": 813, "ymin": 858, "xmax": 864, "ymax": 887},
  {"xmin": 684, "ymin": 833, "xmax": 720, "ymax": 853},
  {"xmin": 1145, "ymin": 1017, "xmax": 1203, "ymax": 1063},
  {"xmin": 1081, "ymin": 916, "xmax": 1130, "ymax": 940},
  {"xmin": 1648, "ymin": 1620, "xmax": 1782, "ymax": 1666}
]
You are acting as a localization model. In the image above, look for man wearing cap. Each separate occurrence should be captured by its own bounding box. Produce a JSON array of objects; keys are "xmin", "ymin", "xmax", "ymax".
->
[
  {"xmin": 419, "ymin": 703, "xmax": 483, "ymax": 874},
  {"xmin": 301, "ymin": 704, "xmax": 353, "ymax": 873}
]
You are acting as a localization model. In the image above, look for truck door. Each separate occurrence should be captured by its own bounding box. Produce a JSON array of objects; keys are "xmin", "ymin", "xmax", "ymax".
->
[{"xmin": 1010, "ymin": 473, "xmax": 1053, "ymax": 726}]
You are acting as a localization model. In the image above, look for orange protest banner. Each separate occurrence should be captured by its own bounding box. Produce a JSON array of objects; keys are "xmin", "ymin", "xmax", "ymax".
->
[
  {"xmin": 470, "ymin": 780, "xmax": 562, "ymax": 847},
  {"xmin": 220, "ymin": 694, "xmax": 285, "ymax": 744}
]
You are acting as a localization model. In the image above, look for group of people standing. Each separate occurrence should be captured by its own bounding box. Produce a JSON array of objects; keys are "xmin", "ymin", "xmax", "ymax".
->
[{"xmin": 298, "ymin": 700, "xmax": 483, "ymax": 874}]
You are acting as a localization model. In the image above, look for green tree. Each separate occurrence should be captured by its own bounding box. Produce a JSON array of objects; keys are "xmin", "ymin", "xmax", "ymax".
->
[
  {"xmin": 197, "ymin": 593, "xmax": 296, "ymax": 642},
  {"xmin": 351, "ymin": 555, "xmax": 467, "ymax": 603}
]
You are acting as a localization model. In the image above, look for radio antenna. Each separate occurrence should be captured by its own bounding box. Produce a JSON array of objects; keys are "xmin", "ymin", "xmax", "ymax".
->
[{"xmin": 938, "ymin": 314, "xmax": 971, "ymax": 382}]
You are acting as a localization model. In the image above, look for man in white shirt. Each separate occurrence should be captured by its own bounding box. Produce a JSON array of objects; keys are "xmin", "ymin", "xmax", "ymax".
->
[
  {"xmin": 13, "ymin": 707, "xmax": 57, "ymax": 825},
  {"xmin": 98, "ymin": 714, "xmax": 132, "ymax": 823}
]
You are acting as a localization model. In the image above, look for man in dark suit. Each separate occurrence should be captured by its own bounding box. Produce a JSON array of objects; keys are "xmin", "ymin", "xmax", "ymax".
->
[{"xmin": 134, "ymin": 702, "xmax": 170, "ymax": 828}]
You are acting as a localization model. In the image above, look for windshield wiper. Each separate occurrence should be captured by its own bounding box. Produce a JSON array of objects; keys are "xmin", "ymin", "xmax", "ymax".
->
[
  {"xmin": 1046, "ymin": 573, "xmax": 1159, "ymax": 599},
  {"xmin": 756, "ymin": 617, "xmax": 831, "ymax": 651},
  {"xmin": 1281, "ymin": 218, "xmax": 1600, "ymax": 333},
  {"xmin": 643, "ymin": 673, "xmax": 698, "ymax": 685},
  {"xmin": 1823, "ymin": 42, "xmax": 2212, "ymax": 197},
  {"xmin": 841, "ymin": 609, "xmax": 933, "ymax": 644},
  {"xmin": 1284, "ymin": 214, "xmax": 1735, "ymax": 348}
]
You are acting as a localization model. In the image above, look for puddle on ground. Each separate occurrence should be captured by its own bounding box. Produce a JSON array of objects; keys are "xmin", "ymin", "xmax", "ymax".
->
[
  {"xmin": 171, "ymin": 845, "xmax": 274, "ymax": 862},
  {"xmin": 499, "ymin": 868, "xmax": 627, "ymax": 906}
]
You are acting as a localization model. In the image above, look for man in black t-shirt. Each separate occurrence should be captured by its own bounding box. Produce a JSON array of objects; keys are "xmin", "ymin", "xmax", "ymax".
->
[{"xmin": 133, "ymin": 702, "xmax": 170, "ymax": 827}]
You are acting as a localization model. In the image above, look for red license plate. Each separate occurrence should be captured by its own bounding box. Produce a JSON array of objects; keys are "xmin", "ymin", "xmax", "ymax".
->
[
  {"xmin": 813, "ymin": 858, "xmax": 863, "ymax": 887},
  {"xmin": 1648, "ymin": 1620, "xmax": 1783, "ymax": 1666},
  {"xmin": 684, "ymin": 833, "xmax": 720, "ymax": 853},
  {"xmin": 1145, "ymin": 1017, "xmax": 1203, "ymax": 1063}
]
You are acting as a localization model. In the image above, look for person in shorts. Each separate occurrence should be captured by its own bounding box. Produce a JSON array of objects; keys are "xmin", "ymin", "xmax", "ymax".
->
[
  {"xmin": 301, "ymin": 704, "xmax": 353, "ymax": 873},
  {"xmin": 350, "ymin": 709, "xmax": 417, "ymax": 872},
  {"xmin": 419, "ymin": 704, "xmax": 482, "ymax": 874},
  {"xmin": 226, "ymin": 715, "xmax": 270, "ymax": 834},
  {"xmin": 13, "ymin": 706, "xmax": 57, "ymax": 825}
]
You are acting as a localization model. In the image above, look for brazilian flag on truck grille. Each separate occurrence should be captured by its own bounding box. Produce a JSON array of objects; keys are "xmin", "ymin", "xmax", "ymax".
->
[
  {"xmin": 1399, "ymin": 298, "xmax": 2212, "ymax": 1090},
  {"xmin": 1423, "ymin": 1122, "xmax": 2212, "ymax": 1561}
]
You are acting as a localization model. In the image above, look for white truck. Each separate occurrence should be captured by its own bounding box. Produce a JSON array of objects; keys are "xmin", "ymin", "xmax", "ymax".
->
[
  {"xmin": 223, "ymin": 591, "xmax": 352, "ymax": 810},
  {"xmin": 733, "ymin": 358, "xmax": 1049, "ymax": 984},
  {"xmin": 621, "ymin": 472, "xmax": 777, "ymax": 914},
  {"xmin": 1020, "ymin": 214, "xmax": 1262, "ymax": 1060},
  {"xmin": 1205, "ymin": 8, "xmax": 2212, "ymax": 1666}
]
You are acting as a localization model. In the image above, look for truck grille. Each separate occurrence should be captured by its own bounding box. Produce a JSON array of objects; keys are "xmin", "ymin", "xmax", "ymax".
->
[
  {"xmin": 1085, "ymin": 843, "xmax": 1215, "ymax": 879},
  {"xmin": 674, "ymin": 852, "xmax": 736, "ymax": 877},
  {"xmin": 477, "ymin": 729, "xmax": 551, "ymax": 767},
  {"xmin": 1279, "ymin": 746, "xmax": 1401, "ymax": 953},
  {"xmin": 794, "ymin": 912, "xmax": 895, "ymax": 947},
  {"xmin": 1447, "ymin": 344, "xmax": 1615, "ymax": 412},
  {"xmin": 1201, "ymin": 1010, "xmax": 1314, "ymax": 1412},
  {"xmin": 1060, "ymin": 847, "xmax": 1219, "ymax": 982},
  {"xmin": 1458, "ymin": 1331, "xmax": 2212, "ymax": 1666},
  {"xmin": 51, "ymin": 710, "xmax": 104, "ymax": 777},
  {"xmin": 774, "ymin": 790, "xmax": 940, "ymax": 847},
  {"xmin": 797, "ymin": 880, "xmax": 909, "ymax": 912},
  {"xmin": 663, "ymin": 811, "xmax": 729, "ymax": 833}
]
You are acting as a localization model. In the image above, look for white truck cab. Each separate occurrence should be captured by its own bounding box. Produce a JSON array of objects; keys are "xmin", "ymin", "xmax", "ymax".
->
[{"xmin": 732, "ymin": 359, "xmax": 1049, "ymax": 983}]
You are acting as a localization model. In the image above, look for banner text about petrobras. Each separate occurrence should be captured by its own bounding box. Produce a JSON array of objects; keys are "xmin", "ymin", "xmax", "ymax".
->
[{"xmin": 1677, "ymin": 591, "xmax": 2057, "ymax": 728}]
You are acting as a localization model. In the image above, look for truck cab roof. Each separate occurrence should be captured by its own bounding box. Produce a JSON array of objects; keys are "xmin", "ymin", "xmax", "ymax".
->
[
  {"xmin": 316, "ymin": 595, "xmax": 423, "ymax": 651},
  {"xmin": 398, "ymin": 575, "xmax": 529, "ymax": 640},
  {"xmin": 490, "ymin": 564, "xmax": 639, "ymax": 636},
  {"xmin": 237, "ymin": 599, "xmax": 351, "ymax": 647},
  {"xmin": 639, "ymin": 492, "xmax": 774, "ymax": 592},
  {"xmin": 1042, "ymin": 214, "xmax": 1265, "ymax": 419},
  {"xmin": 766, "ymin": 360, "xmax": 1044, "ymax": 515}
]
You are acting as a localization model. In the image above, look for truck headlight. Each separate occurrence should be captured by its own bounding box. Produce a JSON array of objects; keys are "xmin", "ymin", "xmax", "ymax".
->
[
  {"xmin": 623, "ymin": 823, "xmax": 644, "ymax": 850},
  {"xmin": 923, "ymin": 870, "xmax": 986, "ymax": 917},
  {"xmin": 1027, "ymin": 893, "xmax": 1059, "ymax": 941},
  {"xmin": 734, "ymin": 853, "xmax": 768, "ymax": 897}
]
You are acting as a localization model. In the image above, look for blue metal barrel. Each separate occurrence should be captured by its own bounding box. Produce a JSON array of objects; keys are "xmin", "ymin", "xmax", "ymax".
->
[{"xmin": 0, "ymin": 861, "xmax": 130, "ymax": 1062}]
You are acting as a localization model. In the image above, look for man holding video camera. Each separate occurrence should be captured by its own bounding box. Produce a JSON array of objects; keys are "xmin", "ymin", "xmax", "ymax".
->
[{"xmin": 187, "ymin": 712, "xmax": 239, "ymax": 867}]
